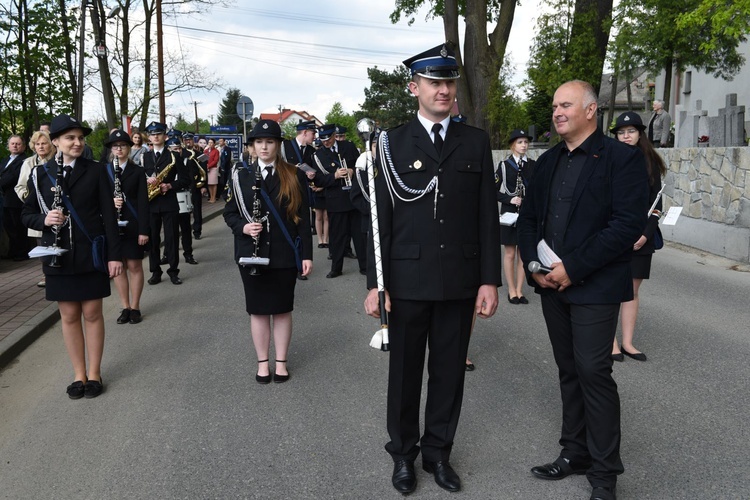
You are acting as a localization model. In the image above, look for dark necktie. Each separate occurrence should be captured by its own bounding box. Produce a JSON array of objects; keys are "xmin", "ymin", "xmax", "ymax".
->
[
  {"xmin": 63, "ymin": 165, "xmax": 73, "ymax": 191},
  {"xmin": 264, "ymin": 166, "xmax": 274, "ymax": 178},
  {"xmin": 432, "ymin": 123, "xmax": 443, "ymax": 154},
  {"xmin": 155, "ymin": 151, "xmax": 161, "ymax": 160}
]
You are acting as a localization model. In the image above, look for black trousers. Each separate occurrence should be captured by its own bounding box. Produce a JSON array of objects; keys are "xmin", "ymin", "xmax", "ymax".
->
[
  {"xmin": 385, "ymin": 297, "xmax": 474, "ymax": 463},
  {"xmin": 177, "ymin": 212, "xmax": 193, "ymax": 257},
  {"xmin": 540, "ymin": 293, "xmax": 624, "ymax": 488},
  {"xmin": 3, "ymin": 207, "xmax": 31, "ymax": 258},
  {"xmin": 191, "ymin": 188, "xmax": 203, "ymax": 236},
  {"xmin": 328, "ymin": 210, "xmax": 365, "ymax": 273},
  {"xmin": 149, "ymin": 210, "xmax": 179, "ymax": 277}
]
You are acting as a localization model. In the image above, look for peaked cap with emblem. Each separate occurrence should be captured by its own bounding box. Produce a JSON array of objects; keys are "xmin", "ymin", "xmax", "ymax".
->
[
  {"xmin": 167, "ymin": 128, "xmax": 183, "ymax": 139},
  {"xmin": 610, "ymin": 111, "xmax": 646, "ymax": 134},
  {"xmin": 508, "ymin": 129, "xmax": 533, "ymax": 144},
  {"xmin": 403, "ymin": 43, "xmax": 460, "ymax": 80},
  {"xmin": 248, "ymin": 119, "xmax": 282, "ymax": 142},
  {"xmin": 166, "ymin": 137, "xmax": 182, "ymax": 149},
  {"xmin": 48, "ymin": 114, "xmax": 93, "ymax": 140},
  {"xmin": 146, "ymin": 121, "xmax": 167, "ymax": 134},
  {"xmin": 104, "ymin": 129, "xmax": 134, "ymax": 147},
  {"xmin": 334, "ymin": 125, "xmax": 347, "ymax": 134},
  {"xmin": 183, "ymin": 132, "xmax": 194, "ymax": 140},
  {"xmin": 317, "ymin": 124, "xmax": 336, "ymax": 140},
  {"xmin": 296, "ymin": 120, "xmax": 317, "ymax": 131}
]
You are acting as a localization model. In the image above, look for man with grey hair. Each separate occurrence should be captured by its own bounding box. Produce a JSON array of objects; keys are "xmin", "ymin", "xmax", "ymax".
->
[
  {"xmin": 648, "ymin": 99, "xmax": 672, "ymax": 147},
  {"xmin": 1, "ymin": 134, "xmax": 30, "ymax": 260},
  {"xmin": 518, "ymin": 80, "xmax": 649, "ymax": 500}
]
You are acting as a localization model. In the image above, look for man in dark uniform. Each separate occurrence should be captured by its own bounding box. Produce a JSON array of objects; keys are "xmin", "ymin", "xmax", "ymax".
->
[
  {"xmin": 364, "ymin": 44, "xmax": 502, "ymax": 494},
  {"xmin": 1, "ymin": 135, "xmax": 30, "ymax": 260},
  {"xmin": 311, "ymin": 124, "xmax": 364, "ymax": 278},
  {"xmin": 143, "ymin": 121, "xmax": 189, "ymax": 285},
  {"xmin": 517, "ymin": 80, "xmax": 649, "ymax": 500},
  {"xmin": 283, "ymin": 120, "xmax": 317, "ymax": 280},
  {"xmin": 183, "ymin": 133, "xmax": 206, "ymax": 239},
  {"xmin": 166, "ymin": 135, "xmax": 198, "ymax": 265},
  {"xmin": 218, "ymin": 137, "xmax": 232, "ymax": 200},
  {"xmin": 333, "ymin": 125, "xmax": 363, "ymax": 264}
]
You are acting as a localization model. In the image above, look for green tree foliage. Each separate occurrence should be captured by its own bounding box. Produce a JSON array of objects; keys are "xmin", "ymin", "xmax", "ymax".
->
[
  {"xmin": 0, "ymin": 0, "xmax": 77, "ymax": 146},
  {"xmin": 216, "ymin": 88, "xmax": 244, "ymax": 130},
  {"xmin": 325, "ymin": 102, "xmax": 363, "ymax": 151},
  {"xmin": 390, "ymin": 0, "xmax": 518, "ymax": 145},
  {"xmin": 611, "ymin": 0, "xmax": 748, "ymax": 106},
  {"xmin": 172, "ymin": 114, "xmax": 210, "ymax": 134},
  {"xmin": 485, "ymin": 62, "xmax": 528, "ymax": 144},
  {"xmin": 361, "ymin": 66, "xmax": 417, "ymax": 129}
]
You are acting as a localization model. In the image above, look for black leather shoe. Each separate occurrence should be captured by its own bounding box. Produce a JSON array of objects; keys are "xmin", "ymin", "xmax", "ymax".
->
[
  {"xmin": 194, "ymin": 233, "xmax": 201, "ymax": 240},
  {"xmin": 591, "ymin": 486, "xmax": 616, "ymax": 500},
  {"xmin": 256, "ymin": 359, "xmax": 271, "ymax": 384},
  {"xmin": 129, "ymin": 309, "xmax": 142, "ymax": 324},
  {"xmin": 465, "ymin": 361, "xmax": 476, "ymax": 371},
  {"xmin": 344, "ymin": 251, "xmax": 357, "ymax": 259},
  {"xmin": 611, "ymin": 353, "xmax": 625, "ymax": 362},
  {"xmin": 147, "ymin": 273, "xmax": 162, "ymax": 285},
  {"xmin": 170, "ymin": 276, "xmax": 183, "ymax": 285},
  {"xmin": 84, "ymin": 378, "xmax": 104, "ymax": 399},
  {"xmin": 185, "ymin": 256, "xmax": 199, "ymax": 265},
  {"xmin": 423, "ymin": 460, "xmax": 460, "ymax": 492},
  {"xmin": 116, "ymin": 308, "xmax": 131, "ymax": 324},
  {"xmin": 518, "ymin": 296, "xmax": 529, "ymax": 304},
  {"xmin": 531, "ymin": 458, "xmax": 589, "ymax": 480},
  {"xmin": 392, "ymin": 459, "xmax": 416, "ymax": 494},
  {"xmin": 508, "ymin": 294, "xmax": 520, "ymax": 304},
  {"xmin": 159, "ymin": 256, "xmax": 168, "ymax": 265},
  {"xmin": 622, "ymin": 348, "xmax": 647, "ymax": 361},
  {"xmin": 273, "ymin": 360, "xmax": 290, "ymax": 383},
  {"xmin": 326, "ymin": 271, "xmax": 342, "ymax": 278},
  {"xmin": 66, "ymin": 381, "xmax": 85, "ymax": 400},
  {"xmin": 297, "ymin": 273, "xmax": 307, "ymax": 281}
]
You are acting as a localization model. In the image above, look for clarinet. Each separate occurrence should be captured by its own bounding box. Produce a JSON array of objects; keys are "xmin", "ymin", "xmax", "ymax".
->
[
  {"xmin": 113, "ymin": 156, "xmax": 126, "ymax": 235},
  {"xmin": 248, "ymin": 165, "xmax": 267, "ymax": 276},
  {"xmin": 514, "ymin": 158, "xmax": 526, "ymax": 199},
  {"xmin": 48, "ymin": 153, "xmax": 67, "ymax": 267}
]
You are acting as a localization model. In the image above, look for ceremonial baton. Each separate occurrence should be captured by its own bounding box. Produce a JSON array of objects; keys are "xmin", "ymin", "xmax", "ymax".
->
[{"xmin": 367, "ymin": 137, "xmax": 389, "ymax": 352}]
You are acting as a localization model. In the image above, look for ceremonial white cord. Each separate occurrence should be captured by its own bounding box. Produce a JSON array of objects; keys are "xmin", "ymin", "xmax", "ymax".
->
[{"xmin": 378, "ymin": 131, "xmax": 439, "ymax": 218}]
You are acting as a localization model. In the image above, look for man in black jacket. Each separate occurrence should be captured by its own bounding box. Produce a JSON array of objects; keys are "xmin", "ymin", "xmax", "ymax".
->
[
  {"xmin": 364, "ymin": 44, "xmax": 501, "ymax": 495},
  {"xmin": 143, "ymin": 122, "xmax": 189, "ymax": 285},
  {"xmin": 1, "ymin": 135, "xmax": 30, "ymax": 260}
]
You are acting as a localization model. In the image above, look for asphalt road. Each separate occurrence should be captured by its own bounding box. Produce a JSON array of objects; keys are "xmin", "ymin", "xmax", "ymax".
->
[{"xmin": 0, "ymin": 215, "xmax": 748, "ymax": 499}]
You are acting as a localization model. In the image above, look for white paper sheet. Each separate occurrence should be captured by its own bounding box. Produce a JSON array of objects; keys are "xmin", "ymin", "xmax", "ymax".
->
[
  {"xmin": 28, "ymin": 246, "xmax": 68, "ymax": 258},
  {"xmin": 499, "ymin": 212, "xmax": 519, "ymax": 226},
  {"xmin": 536, "ymin": 239, "xmax": 561, "ymax": 267},
  {"xmin": 661, "ymin": 206, "xmax": 683, "ymax": 226}
]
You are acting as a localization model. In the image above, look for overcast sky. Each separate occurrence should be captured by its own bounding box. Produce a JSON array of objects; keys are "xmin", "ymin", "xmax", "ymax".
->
[{"xmin": 93, "ymin": 1, "xmax": 542, "ymax": 127}]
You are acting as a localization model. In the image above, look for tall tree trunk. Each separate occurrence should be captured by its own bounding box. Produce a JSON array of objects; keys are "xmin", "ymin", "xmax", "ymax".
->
[
  {"xmin": 570, "ymin": 0, "xmax": 613, "ymax": 95},
  {"xmin": 139, "ymin": 0, "xmax": 155, "ymax": 130},
  {"xmin": 607, "ymin": 72, "xmax": 617, "ymax": 130},
  {"xmin": 662, "ymin": 59, "xmax": 673, "ymax": 111},
  {"xmin": 58, "ymin": 0, "xmax": 79, "ymax": 114},
  {"xmin": 625, "ymin": 67, "xmax": 633, "ymax": 110}
]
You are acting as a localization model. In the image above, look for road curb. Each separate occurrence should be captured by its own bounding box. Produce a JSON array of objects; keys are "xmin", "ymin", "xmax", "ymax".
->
[{"xmin": 0, "ymin": 206, "xmax": 225, "ymax": 371}]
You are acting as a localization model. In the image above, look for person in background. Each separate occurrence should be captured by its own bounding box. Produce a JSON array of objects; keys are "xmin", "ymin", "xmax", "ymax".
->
[
  {"xmin": 205, "ymin": 138, "xmax": 220, "ymax": 203},
  {"xmin": 15, "ymin": 130, "xmax": 56, "ymax": 286},
  {"xmin": 609, "ymin": 111, "xmax": 666, "ymax": 362},
  {"xmin": 21, "ymin": 114, "xmax": 123, "ymax": 399},
  {"xmin": 496, "ymin": 129, "xmax": 536, "ymax": 305},
  {"xmin": 648, "ymin": 99, "xmax": 672, "ymax": 148},
  {"xmin": 1, "ymin": 135, "xmax": 30, "ymax": 260},
  {"xmin": 129, "ymin": 131, "xmax": 150, "ymax": 166},
  {"xmin": 223, "ymin": 120, "xmax": 313, "ymax": 384},
  {"xmin": 105, "ymin": 130, "xmax": 150, "ymax": 325}
]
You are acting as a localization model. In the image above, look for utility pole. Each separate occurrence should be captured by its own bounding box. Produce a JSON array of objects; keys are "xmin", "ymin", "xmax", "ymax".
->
[
  {"xmin": 156, "ymin": 0, "xmax": 166, "ymax": 123},
  {"xmin": 192, "ymin": 101, "xmax": 201, "ymax": 133}
]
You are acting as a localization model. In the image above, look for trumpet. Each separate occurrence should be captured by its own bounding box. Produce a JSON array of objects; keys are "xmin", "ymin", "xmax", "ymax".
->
[
  {"xmin": 48, "ymin": 153, "xmax": 68, "ymax": 267},
  {"xmin": 338, "ymin": 154, "xmax": 352, "ymax": 191}
]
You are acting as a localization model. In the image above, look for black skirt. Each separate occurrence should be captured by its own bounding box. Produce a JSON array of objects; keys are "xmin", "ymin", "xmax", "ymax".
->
[
  {"xmin": 45, "ymin": 271, "xmax": 111, "ymax": 301},
  {"xmin": 239, "ymin": 266, "xmax": 297, "ymax": 315},
  {"xmin": 121, "ymin": 236, "xmax": 146, "ymax": 260},
  {"xmin": 499, "ymin": 206, "xmax": 518, "ymax": 245},
  {"xmin": 630, "ymin": 253, "xmax": 653, "ymax": 280}
]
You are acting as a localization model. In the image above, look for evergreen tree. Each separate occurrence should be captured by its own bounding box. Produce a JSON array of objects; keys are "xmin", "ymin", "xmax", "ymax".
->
[{"xmin": 216, "ymin": 88, "xmax": 245, "ymax": 130}]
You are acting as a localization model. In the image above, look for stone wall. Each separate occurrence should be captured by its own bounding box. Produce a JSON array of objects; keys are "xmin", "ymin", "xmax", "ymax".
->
[{"xmin": 491, "ymin": 147, "xmax": 750, "ymax": 263}]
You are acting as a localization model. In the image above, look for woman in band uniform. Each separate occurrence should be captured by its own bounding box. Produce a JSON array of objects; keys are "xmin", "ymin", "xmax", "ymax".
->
[
  {"xmin": 610, "ymin": 111, "xmax": 666, "ymax": 362},
  {"xmin": 496, "ymin": 129, "xmax": 536, "ymax": 304},
  {"xmin": 21, "ymin": 115, "xmax": 122, "ymax": 399},
  {"xmin": 106, "ymin": 130, "xmax": 150, "ymax": 325},
  {"xmin": 224, "ymin": 120, "xmax": 313, "ymax": 384}
]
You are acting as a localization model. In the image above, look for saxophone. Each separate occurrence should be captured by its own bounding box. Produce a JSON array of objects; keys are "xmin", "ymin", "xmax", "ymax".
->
[
  {"xmin": 190, "ymin": 149, "xmax": 207, "ymax": 188},
  {"xmin": 147, "ymin": 151, "xmax": 176, "ymax": 201}
]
